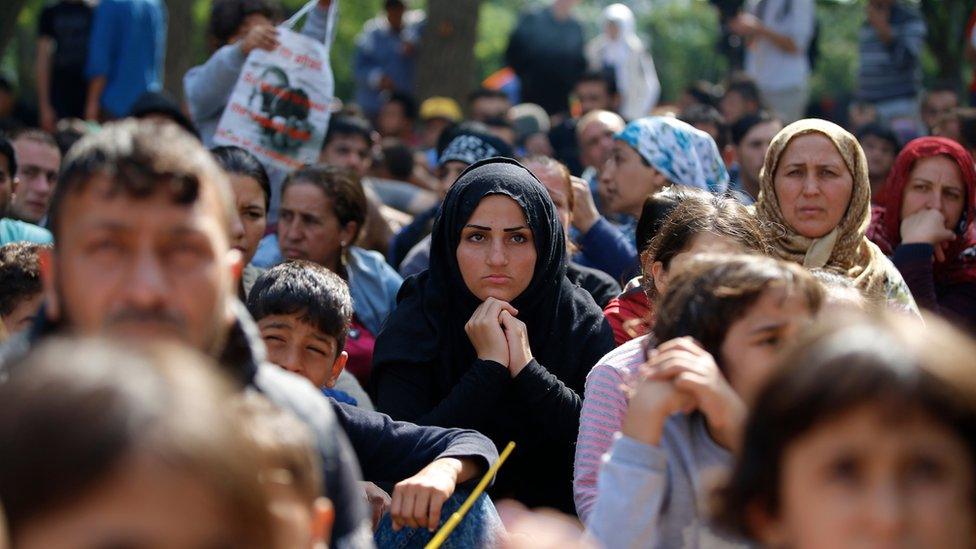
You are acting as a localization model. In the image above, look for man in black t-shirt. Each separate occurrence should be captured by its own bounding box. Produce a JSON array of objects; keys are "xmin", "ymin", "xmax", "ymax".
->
[{"xmin": 36, "ymin": 0, "xmax": 93, "ymax": 130}]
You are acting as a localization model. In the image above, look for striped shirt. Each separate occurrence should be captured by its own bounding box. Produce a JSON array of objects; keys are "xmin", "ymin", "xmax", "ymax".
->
[
  {"xmin": 856, "ymin": 4, "xmax": 926, "ymax": 103},
  {"xmin": 573, "ymin": 336, "xmax": 647, "ymax": 520}
]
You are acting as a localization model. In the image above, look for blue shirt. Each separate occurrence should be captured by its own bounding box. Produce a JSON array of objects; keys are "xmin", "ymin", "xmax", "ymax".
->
[
  {"xmin": 86, "ymin": 0, "xmax": 166, "ymax": 117},
  {"xmin": 352, "ymin": 12, "xmax": 423, "ymax": 116},
  {"xmin": 0, "ymin": 218, "xmax": 54, "ymax": 246}
]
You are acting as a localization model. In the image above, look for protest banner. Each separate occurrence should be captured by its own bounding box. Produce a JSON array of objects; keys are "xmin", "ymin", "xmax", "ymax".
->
[{"xmin": 214, "ymin": 11, "xmax": 335, "ymax": 172}]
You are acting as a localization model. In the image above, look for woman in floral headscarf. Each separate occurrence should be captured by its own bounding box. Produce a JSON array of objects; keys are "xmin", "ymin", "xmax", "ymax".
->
[
  {"xmin": 867, "ymin": 136, "xmax": 976, "ymax": 330},
  {"xmin": 577, "ymin": 116, "xmax": 729, "ymax": 280},
  {"xmin": 754, "ymin": 119, "xmax": 918, "ymax": 312}
]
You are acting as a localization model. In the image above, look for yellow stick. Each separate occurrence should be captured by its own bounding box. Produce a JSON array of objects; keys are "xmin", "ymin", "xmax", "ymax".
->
[{"xmin": 424, "ymin": 441, "xmax": 516, "ymax": 549}]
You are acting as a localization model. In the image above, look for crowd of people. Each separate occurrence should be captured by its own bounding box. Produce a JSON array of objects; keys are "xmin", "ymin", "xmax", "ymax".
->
[{"xmin": 0, "ymin": 0, "xmax": 974, "ymax": 548}]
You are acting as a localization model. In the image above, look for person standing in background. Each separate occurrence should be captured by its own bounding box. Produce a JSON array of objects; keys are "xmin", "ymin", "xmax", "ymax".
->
[
  {"xmin": 505, "ymin": 0, "xmax": 586, "ymax": 117},
  {"xmin": 855, "ymin": 0, "xmax": 926, "ymax": 139},
  {"xmin": 84, "ymin": 0, "xmax": 166, "ymax": 120},
  {"xmin": 729, "ymin": 0, "xmax": 815, "ymax": 123},
  {"xmin": 586, "ymin": 3, "xmax": 660, "ymax": 121},
  {"xmin": 353, "ymin": 0, "xmax": 423, "ymax": 119},
  {"xmin": 36, "ymin": 0, "xmax": 93, "ymax": 132}
]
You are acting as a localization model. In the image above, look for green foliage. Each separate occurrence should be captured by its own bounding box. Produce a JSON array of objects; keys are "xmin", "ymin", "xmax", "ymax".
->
[{"xmin": 641, "ymin": 0, "xmax": 728, "ymax": 103}]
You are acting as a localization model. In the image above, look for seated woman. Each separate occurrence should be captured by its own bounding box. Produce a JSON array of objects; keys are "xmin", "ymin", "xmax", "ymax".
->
[
  {"xmin": 716, "ymin": 312, "xmax": 976, "ymax": 547},
  {"xmin": 211, "ymin": 145, "xmax": 270, "ymax": 298},
  {"xmin": 521, "ymin": 154, "xmax": 620, "ymax": 308},
  {"xmin": 586, "ymin": 254, "xmax": 824, "ymax": 546},
  {"xmin": 277, "ymin": 165, "xmax": 403, "ymax": 386},
  {"xmin": 372, "ymin": 158, "xmax": 615, "ymax": 514},
  {"xmin": 868, "ymin": 136, "xmax": 976, "ymax": 332},
  {"xmin": 576, "ymin": 195, "xmax": 772, "ymax": 520},
  {"xmin": 573, "ymin": 116, "xmax": 730, "ymax": 282},
  {"xmin": 754, "ymin": 119, "xmax": 918, "ymax": 312}
]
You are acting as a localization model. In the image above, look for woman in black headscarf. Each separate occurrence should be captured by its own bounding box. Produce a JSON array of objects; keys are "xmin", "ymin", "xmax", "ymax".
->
[{"xmin": 372, "ymin": 157, "xmax": 614, "ymax": 513}]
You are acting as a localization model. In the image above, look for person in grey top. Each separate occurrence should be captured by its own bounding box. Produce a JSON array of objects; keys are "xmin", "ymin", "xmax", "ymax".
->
[
  {"xmin": 587, "ymin": 255, "xmax": 824, "ymax": 548},
  {"xmin": 184, "ymin": 0, "xmax": 335, "ymax": 147}
]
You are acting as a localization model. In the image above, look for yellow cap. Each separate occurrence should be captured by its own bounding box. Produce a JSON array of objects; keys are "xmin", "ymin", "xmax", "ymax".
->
[{"xmin": 420, "ymin": 97, "xmax": 463, "ymax": 122}]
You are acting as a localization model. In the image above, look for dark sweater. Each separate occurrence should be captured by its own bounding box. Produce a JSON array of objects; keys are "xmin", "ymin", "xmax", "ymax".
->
[
  {"xmin": 332, "ymin": 399, "xmax": 497, "ymax": 485},
  {"xmin": 892, "ymin": 243, "xmax": 976, "ymax": 333},
  {"xmin": 567, "ymin": 262, "xmax": 621, "ymax": 309}
]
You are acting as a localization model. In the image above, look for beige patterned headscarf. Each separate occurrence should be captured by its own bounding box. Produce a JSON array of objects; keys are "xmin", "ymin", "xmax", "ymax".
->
[{"xmin": 755, "ymin": 119, "xmax": 890, "ymax": 304}]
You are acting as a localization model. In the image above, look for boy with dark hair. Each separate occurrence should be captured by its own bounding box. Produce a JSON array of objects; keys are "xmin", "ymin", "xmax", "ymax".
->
[
  {"xmin": 247, "ymin": 259, "xmax": 370, "ymax": 407},
  {"xmin": 574, "ymin": 69, "xmax": 619, "ymax": 116},
  {"xmin": 320, "ymin": 114, "xmax": 374, "ymax": 178},
  {"xmin": 247, "ymin": 260, "xmax": 502, "ymax": 543},
  {"xmin": 467, "ymin": 87, "xmax": 511, "ymax": 122},
  {"xmin": 720, "ymin": 74, "xmax": 763, "ymax": 125},
  {"xmin": 0, "ymin": 243, "xmax": 46, "ymax": 336}
]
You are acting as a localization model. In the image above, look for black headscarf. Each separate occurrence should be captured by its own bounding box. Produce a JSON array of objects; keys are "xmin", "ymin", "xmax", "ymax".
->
[
  {"xmin": 375, "ymin": 157, "xmax": 606, "ymax": 384},
  {"xmin": 371, "ymin": 158, "xmax": 614, "ymax": 511}
]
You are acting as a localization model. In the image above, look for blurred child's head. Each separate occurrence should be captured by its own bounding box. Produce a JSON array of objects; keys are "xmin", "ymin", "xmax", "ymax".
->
[
  {"xmin": 234, "ymin": 392, "xmax": 334, "ymax": 549},
  {"xmin": 246, "ymin": 260, "xmax": 352, "ymax": 388},
  {"xmin": 716, "ymin": 312, "xmax": 976, "ymax": 548},
  {"xmin": 0, "ymin": 338, "xmax": 274, "ymax": 548},
  {"xmin": 0, "ymin": 243, "xmax": 46, "ymax": 335},
  {"xmin": 641, "ymin": 191, "xmax": 771, "ymax": 301},
  {"xmin": 654, "ymin": 254, "xmax": 823, "ymax": 405},
  {"xmin": 809, "ymin": 268, "xmax": 866, "ymax": 311}
]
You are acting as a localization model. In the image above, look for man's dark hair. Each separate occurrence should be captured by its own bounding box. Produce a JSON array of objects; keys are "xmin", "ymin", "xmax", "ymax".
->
[
  {"xmin": 923, "ymin": 80, "xmax": 960, "ymax": 102},
  {"xmin": 53, "ymin": 119, "xmax": 91, "ymax": 157},
  {"xmin": 0, "ymin": 133, "xmax": 16, "ymax": 178},
  {"xmin": 48, "ymin": 119, "xmax": 234, "ymax": 240},
  {"xmin": 0, "ymin": 242, "xmax": 45, "ymax": 318},
  {"xmin": 208, "ymin": 0, "xmax": 280, "ymax": 46},
  {"xmin": 211, "ymin": 145, "xmax": 271, "ymax": 211},
  {"xmin": 576, "ymin": 69, "xmax": 618, "ymax": 97},
  {"xmin": 381, "ymin": 140, "xmax": 414, "ymax": 180},
  {"xmin": 385, "ymin": 0, "xmax": 405, "ymax": 9},
  {"xmin": 730, "ymin": 111, "xmax": 779, "ymax": 147},
  {"xmin": 684, "ymin": 80, "xmax": 721, "ymax": 108},
  {"xmin": 724, "ymin": 74, "xmax": 762, "ymax": 106},
  {"xmin": 679, "ymin": 104, "xmax": 729, "ymax": 150},
  {"xmin": 282, "ymin": 165, "xmax": 367, "ymax": 242},
  {"xmin": 246, "ymin": 260, "xmax": 353, "ymax": 356},
  {"xmin": 383, "ymin": 91, "xmax": 418, "ymax": 121},
  {"xmin": 130, "ymin": 91, "xmax": 201, "ymax": 139},
  {"xmin": 855, "ymin": 122, "xmax": 901, "ymax": 154},
  {"xmin": 466, "ymin": 87, "xmax": 508, "ymax": 105},
  {"xmin": 323, "ymin": 115, "xmax": 373, "ymax": 150},
  {"xmin": 0, "ymin": 75, "xmax": 12, "ymax": 95}
]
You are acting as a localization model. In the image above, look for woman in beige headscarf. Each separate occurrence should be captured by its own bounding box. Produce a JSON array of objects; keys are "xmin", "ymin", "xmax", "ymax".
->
[{"xmin": 754, "ymin": 119, "xmax": 917, "ymax": 312}]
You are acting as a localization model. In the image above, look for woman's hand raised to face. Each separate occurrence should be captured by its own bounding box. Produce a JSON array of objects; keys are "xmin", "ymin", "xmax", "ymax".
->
[
  {"xmin": 900, "ymin": 209, "xmax": 956, "ymax": 263},
  {"xmin": 642, "ymin": 337, "xmax": 747, "ymax": 452},
  {"xmin": 499, "ymin": 310, "xmax": 533, "ymax": 377},
  {"xmin": 465, "ymin": 297, "xmax": 516, "ymax": 368}
]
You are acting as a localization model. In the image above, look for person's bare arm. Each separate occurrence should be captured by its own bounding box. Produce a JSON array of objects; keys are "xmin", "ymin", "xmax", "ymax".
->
[
  {"xmin": 729, "ymin": 13, "xmax": 798, "ymax": 53},
  {"xmin": 85, "ymin": 76, "xmax": 106, "ymax": 121},
  {"xmin": 36, "ymin": 37, "xmax": 56, "ymax": 132}
]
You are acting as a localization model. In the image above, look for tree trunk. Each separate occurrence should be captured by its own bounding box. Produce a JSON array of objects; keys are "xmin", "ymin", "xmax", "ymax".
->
[
  {"xmin": 164, "ymin": 0, "xmax": 196, "ymax": 103},
  {"xmin": 415, "ymin": 0, "xmax": 483, "ymax": 104},
  {"xmin": 919, "ymin": 0, "xmax": 976, "ymax": 82},
  {"xmin": 0, "ymin": 0, "xmax": 30, "ymax": 61}
]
